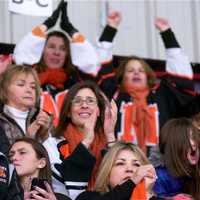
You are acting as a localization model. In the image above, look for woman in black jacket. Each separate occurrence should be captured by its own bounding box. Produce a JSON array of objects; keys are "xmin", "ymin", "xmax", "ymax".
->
[
  {"xmin": 76, "ymin": 141, "xmax": 163, "ymax": 200},
  {"xmin": 6, "ymin": 137, "xmax": 71, "ymax": 200}
]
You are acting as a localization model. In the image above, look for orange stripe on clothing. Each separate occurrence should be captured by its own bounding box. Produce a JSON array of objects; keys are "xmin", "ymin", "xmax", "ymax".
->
[
  {"xmin": 98, "ymin": 72, "xmax": 115, "ymax": 85},
  {"xmin": 119, "ymin": 102, "xmax": 158, "ymax": 147},
  {"xmin": 55, "ymin": 90, "xmax": 68, "ymax": 114},
  {"xmin": 59, "ymin": 143, "xmax": 70, "ymax": 159},
  {"xmin": 120, "ymin": 104, "xmax": 136, "ymax": 142},
  {"xmin": 101, "ymin": 59, "xmax": 112, "ymax": 65},
  {"xmin": 166, "ymin": 71, "xmax": 193, "ymax": 80},
  {"xmin": 40, "ymin": 92, "xmax": 59, "ymax": 126}
]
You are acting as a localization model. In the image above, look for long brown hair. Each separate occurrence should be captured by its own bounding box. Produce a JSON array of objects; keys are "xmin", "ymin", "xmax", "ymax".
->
[
  {"xmin": 10, "ymin": 137, "xmax": 52, "ymax": 185},
  {"xmin": 54, "ymin": 81, "xmax": 106, "ymax": 138},
  {"xmin": 35, "ymin": 31, "xmax": 75, "ymax": 75},
  {"xmin": 116, "ymin": 56, "xmax": 156, "ymax": 89},
  {"xmin": 159, "ymin": 117, "xmax": 200, "ymax": 199}
]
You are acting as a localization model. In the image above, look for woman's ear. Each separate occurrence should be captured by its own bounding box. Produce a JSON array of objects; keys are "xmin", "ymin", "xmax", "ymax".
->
[{"xmin": 38, "ymin": 158, "xmax": 46, "ymax": 169}]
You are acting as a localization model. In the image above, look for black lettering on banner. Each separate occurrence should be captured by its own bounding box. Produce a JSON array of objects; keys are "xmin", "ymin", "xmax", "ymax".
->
[
  {"xmin": 36, "ymin": 0, "xmax": 48, "ymax": 7},
  {"xmin": 12, "ymin": 0, "xmax": 23, "ymax": 4}
]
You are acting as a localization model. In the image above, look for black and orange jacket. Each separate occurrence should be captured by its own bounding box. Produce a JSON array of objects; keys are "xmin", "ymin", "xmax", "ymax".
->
[
  {"xmin": 0, "ymin": 152, "xmax": 23, "ymax": 200},
  {"xmin": 101, "ymin": 29, "xmax": 195, "ymax": 148},
  {"xmin": 14, "ymin": 25, "xmax": 117, "ymax": 127},
  {"xmin": 43, "ymin": 137, "xmax": 96, "ymax": 200},
  {"xmin": 76, "ymin": 179, "xmax": 165, "ymax": 200}
]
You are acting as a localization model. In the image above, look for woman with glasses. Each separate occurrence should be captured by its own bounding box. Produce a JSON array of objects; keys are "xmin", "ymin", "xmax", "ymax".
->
[
  {"xmin": 13, "ymin": 1, "xmax": 121, "ymax": 126},
  {"xmin": 43, "ymin": 81, "xmax": 117, "ymax": 200}
]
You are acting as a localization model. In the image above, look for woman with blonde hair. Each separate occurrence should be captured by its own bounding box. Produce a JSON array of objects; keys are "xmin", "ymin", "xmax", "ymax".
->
[
  {"xmin": 76, "ymin": 141, "xmax": 160, "ymax": 200},
  {"xmin": 0, "ymin": 65, "xmax": 51, "ymax": 155}
]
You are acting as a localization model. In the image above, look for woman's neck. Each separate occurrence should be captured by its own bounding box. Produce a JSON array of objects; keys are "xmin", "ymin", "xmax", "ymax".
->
[
  {"xmin": 20, "ymin": 172, "xmax": 39, "ymax": 191},
  {"xmin": 20, "ymin": 176, "xmax": 33, "ymax": 191}
]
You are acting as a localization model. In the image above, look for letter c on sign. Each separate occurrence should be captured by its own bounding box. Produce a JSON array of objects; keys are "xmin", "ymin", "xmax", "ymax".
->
[
  {"xmin": 36, "ymin": 0, "xmax": 48, "ymax": 7},
  {"xmin": 12, "ymin": 0, "xmax": 23, "ymax": 4}
]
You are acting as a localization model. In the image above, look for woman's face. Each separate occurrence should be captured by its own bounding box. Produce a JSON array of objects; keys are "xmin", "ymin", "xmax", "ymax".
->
[
  {"xmin": 43, "ymin": 36, "xmax": 67, "ymax": 69},
  {"xmin": 70, "ymin": 88, "xmax": 99, "ymax": 129},
  {"xmin": 187, "ymin": 134, "xmax": 199, "ymax": 165},
  {"xmin": 9, "ymin": 142, "xmax": 45, "ymax": 178},
  {"xmin": 7, "ymin": 73, "xmax": 36, "ymax": 111},
  {"xmin": 109, "ymin": 149, "xmax": 141, "ymax": 188},
  {"xmin": 123, "ymin": 60, "xmax": 148, "ymax": 89}
]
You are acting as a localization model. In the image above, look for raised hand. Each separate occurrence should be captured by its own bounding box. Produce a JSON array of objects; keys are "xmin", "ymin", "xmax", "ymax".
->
[
  {"xmin": 131, "ymin": 164, "xmax": 156, "ymax": 185},
  {"xmin": 30, "ymin": 182, "xmax": 57, "ymax": 200},
  {"xmin": 104, "ymin": 99, "xmax": 117, "ymax": 145},
  {"xmin": 60, "ymin": 1, "xmax": 78, "ymax": 37},
  {"xmin": 81, "ymin": 108, "xmax": 99, "ymax": 148},
  {"xmin": 24, "ymin": 176, "xmax": 33, "ymax": 200},
  {"xmin": 155, "ymin": 17, "xmax": 170, "ymax": 32},
  {"xmin": 107, "ymin": 11, "xmax": 122, "ymax": 29},
  {"xmin": 43, "ymin": 0, "xmax": 64, "ymax": 30},
  {"xmin": 27, "ymin": 110, "xmax": 52, "ymax": 140}
]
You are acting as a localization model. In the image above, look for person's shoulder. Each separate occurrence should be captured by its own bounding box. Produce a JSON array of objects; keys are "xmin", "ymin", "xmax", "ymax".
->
[
  {"xmin": 76, "ymin": 191, "xmax": 100, "ymax": 200},
  {"xmin": 55, "ymin": 193, "xmax": 72, "ymax": 200}
]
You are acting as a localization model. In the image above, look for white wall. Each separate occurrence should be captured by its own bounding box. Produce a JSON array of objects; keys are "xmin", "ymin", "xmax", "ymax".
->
[{"xmin": 1, "ymin": 0, "xmax": 200, "ymax": 62}]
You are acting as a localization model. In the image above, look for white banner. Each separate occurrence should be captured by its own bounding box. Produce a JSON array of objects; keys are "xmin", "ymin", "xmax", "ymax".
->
[{"xmin": 8, "ymin": 0, "xmax": 53, "ymax": 17}]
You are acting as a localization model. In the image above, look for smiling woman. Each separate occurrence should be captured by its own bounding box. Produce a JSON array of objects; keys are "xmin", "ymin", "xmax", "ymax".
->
[
  {"xmin": 0, "ymin": 65, "xmax": 52, "ymax": 156},
  {"xmin": 43, "ymin": 81, "xmax": 117, "ymax": 200}
]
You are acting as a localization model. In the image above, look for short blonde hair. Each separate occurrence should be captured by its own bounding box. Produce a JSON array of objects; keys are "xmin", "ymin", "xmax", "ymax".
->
[
  {"xmin": 0, "ymin": 64, "xmax": 41, "ymax": 106},
  {"xmin": 94, "ymin": 141, "xmax": 150, "ymax": 194}
]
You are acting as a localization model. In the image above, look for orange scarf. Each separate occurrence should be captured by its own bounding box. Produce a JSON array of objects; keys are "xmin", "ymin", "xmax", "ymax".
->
[
  {"xmin": 38, "ymin": 68, "xmax": 68, "ymax": 89},
  {"xmin": 131, "ymin": 180, "xmax": 147, "ymax": 200},
  {"xmin": 123, "ymin": 84, "xmax": 158, "ymax": 154},
  {"xmin": 64, "ymin": 123, "xmax": 106, "ymax": 189}
]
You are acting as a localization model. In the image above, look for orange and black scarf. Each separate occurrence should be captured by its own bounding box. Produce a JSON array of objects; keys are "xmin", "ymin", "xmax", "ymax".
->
[
  {"xmin": 122, "ymin": 84, "xmax": 158, "ymax": 154},
  {"xmin": 64, "ymin": 123, "xmax": 106, "ymax": 189}
]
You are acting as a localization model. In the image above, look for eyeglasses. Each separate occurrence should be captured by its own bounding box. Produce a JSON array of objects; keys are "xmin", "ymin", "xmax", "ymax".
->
[{"xmin": 72, "ymin": 97, "xmax": 97, "ymax": 106}]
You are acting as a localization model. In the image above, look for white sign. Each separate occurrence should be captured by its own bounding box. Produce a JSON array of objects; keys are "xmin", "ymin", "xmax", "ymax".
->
[{"xmin": 8, "ymin": 0, "xmax": 53, "ymax": 17}]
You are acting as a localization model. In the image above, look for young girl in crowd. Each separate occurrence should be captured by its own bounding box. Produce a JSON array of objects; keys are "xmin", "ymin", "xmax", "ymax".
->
[
  {"xmin": 13, "ymin": 0, "xmax": 121, "ymax": 126},
  {"xmin": 43, "ymin": 81, "xmax": 117, "ymax": 200},
  {"xmin": 76, "ymin": 141, "xmax": 162, "ymax": 200},
  {"xmin": 153, "ymin": 117, "xmax": 199, "ymax": 199},
  {"xmin": 0, "ymin": 65, "xmax": 51, "ymax": 155},
  {"xmin": 8, "ymin": 137, "xmax": 71, "ymax": 200},
  {"xmin": 100, "ymin": 17, "xmax": 194, "ymax": 154}
]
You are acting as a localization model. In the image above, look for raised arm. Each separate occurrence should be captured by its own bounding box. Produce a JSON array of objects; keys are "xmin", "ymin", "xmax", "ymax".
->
[
  {"xmin": 97, "ymin": 11, "xmax": 122, "ymax": 65},
  {"xmin": 155, "ymin": 17, "xmax": 193, "ymax": 80}
]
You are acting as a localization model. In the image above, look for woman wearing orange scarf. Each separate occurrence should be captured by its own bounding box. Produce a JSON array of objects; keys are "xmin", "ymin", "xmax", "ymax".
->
[
  {"xmin": 43, "ymin": 81, "xmax": 117, "ymax": 200},
  {"xmin": 13, "ymin": 1, "xmax": 121, "ymax": 126},
  {"xmin": 111, "ymin": 17, "xmax": 194, "ymax": 155}
]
